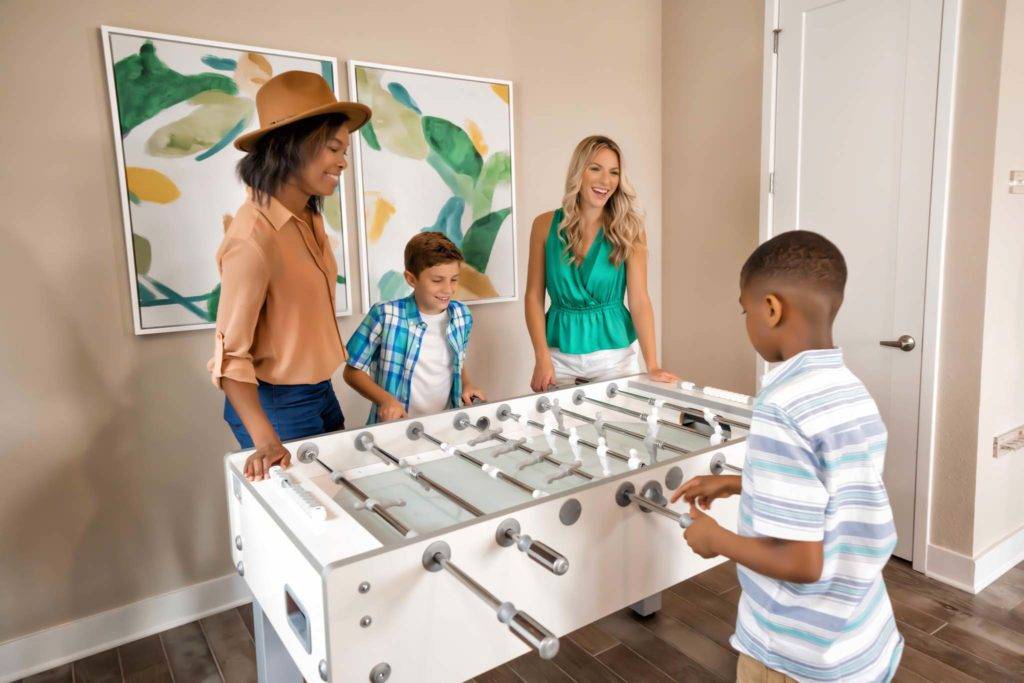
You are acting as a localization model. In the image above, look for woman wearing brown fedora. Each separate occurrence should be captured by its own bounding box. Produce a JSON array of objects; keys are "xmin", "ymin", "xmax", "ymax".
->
[{"xmin": 208, "ymin": 71, "xmax": 371, "ymax": 481}]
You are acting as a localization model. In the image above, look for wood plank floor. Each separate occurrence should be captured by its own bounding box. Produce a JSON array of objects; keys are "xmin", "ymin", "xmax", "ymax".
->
[{"xmin": 17, "ymin": 558, "xmax": 1024, "ymax": 682}]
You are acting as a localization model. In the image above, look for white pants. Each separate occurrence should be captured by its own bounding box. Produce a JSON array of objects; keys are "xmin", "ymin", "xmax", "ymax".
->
[{"xmin": 549, "ymin": 342, "xmax": 641, "ymax": 386}]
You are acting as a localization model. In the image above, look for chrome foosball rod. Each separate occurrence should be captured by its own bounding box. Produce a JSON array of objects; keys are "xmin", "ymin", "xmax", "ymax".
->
[
  {"xmin": 406, "ymin": 422, "xmax": 551, "ymax": 499},
  {"xmin": 613, "ymin": 383, "xmax": 751, "ymax": 432},
  {"xmin": 495, "ymin": 405, "xmax": 638, "ymax": 475},
  {"xmin": 538, "ymin": 395, "xmax": 692, "ymax": 459},
  {"xmin": 296, "ymin": 441, "xmax": 415, "ymax": 539},
  {"xmin": 602, "ymin": 383, "xmax": 719, "ymax": 438},
  {"xmin": 566, "ymin": 391, "xmax": 698, "ymax": 452},
  {"xmin": 709, "ymin": 452, "xmax": 743, "ymax": 475},
  {"xmin": 422, "ymin": 541, "xmax": 560, "ymax": 660},
  {"xmin": 495, "ymin": 404, "xmax": 632, "ymax": 467},
  {"xmin": 470, "ymin": 408, "xmax": 595, "ymax": 482},
  {"xmin": 354, "ymin": 432, "xmax": 485, "ymax": 517},
  {"xmin": 615, "ymin": 480, "xmax": 693, "ymax": 529}
]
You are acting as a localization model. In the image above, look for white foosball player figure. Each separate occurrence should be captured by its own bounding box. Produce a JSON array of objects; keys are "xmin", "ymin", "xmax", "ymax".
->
[{"xmin": 595, "ymin": 436, "xmax": 612, "ymax": 476}]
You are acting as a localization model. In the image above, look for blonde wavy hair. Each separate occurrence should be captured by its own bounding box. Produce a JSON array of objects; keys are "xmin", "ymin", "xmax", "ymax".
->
[{"xmin": 559, "ymin": 135, "xmax": 645, "ymax": 266}]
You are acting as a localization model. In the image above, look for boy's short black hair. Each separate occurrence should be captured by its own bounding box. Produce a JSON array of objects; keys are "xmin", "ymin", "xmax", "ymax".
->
[
  {"xmin": 237, "ymin": 112, "xmax": 349, "ymax": 214},
  {"xmin": 405, "ymin": 232, "xmax": 464, "ymax": 276},
  {"xmin": 740, "ymin": 230, "xmax": 847, "ymax": 295}
]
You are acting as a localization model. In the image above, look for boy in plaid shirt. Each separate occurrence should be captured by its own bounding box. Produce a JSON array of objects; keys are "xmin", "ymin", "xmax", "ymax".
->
[{"xmin": 344, "ymin": 232, "xmax": 484, "ymax": 424}]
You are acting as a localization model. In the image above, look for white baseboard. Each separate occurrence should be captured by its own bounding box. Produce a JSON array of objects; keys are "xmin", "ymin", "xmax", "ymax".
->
[
  {"xmin": 926, "ymin": 523, "xmax": 1024, "ymax": 594},
  {"xmin": 973, "ymin": 523, "xmax": 1024, "ymax": 592},
  {"xmin": 0, "ymin": 573, "xmax": 250, "ymax": 682},
  {"xmin": 925, "ymin": 543, "xmax": 976, "ymax": 592}
]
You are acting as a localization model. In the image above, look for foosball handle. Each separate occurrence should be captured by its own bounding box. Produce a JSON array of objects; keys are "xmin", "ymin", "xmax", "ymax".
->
[{"xmin": 497, "ymin": 602, "xmax": 560, "ymax": 660}]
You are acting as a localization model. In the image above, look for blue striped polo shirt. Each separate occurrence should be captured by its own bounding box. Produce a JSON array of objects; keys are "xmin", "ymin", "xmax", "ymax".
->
[{"xmin": 731, "ymin": 349, "xmax": 903, "ymax": 682}]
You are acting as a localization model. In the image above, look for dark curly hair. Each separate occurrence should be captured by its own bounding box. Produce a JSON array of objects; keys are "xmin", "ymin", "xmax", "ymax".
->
[
  {"xmin": 740, "ymin": 230, "xmax": 847, "ymax": 296},
  {"xmin": 237, "ymin": 112, "xmax": 349, "ymax": 214},
  {"xmin": 405, "ymin": 232, "xmax": 464, "ymax": 277}
]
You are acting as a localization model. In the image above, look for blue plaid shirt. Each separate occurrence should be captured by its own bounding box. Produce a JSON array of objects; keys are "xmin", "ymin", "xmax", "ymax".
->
[{"xmin": 346, "ymin": 295, "xmax": 473, "ymax": 424}]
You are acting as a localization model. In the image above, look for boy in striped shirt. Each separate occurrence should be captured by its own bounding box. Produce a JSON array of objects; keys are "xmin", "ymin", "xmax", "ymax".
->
[{"xmin": 672, "ymin": 231, "xmax": 903, "ymax": 682}]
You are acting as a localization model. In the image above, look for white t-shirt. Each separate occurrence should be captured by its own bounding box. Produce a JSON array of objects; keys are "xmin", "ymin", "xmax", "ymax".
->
[{"xmin": 408, "ymin": 310, "xmax": 454, "ymax": 416}]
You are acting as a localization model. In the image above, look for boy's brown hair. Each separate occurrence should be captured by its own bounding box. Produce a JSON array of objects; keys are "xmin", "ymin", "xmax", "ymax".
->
[{"xmin": 404, "ymin": 232, "xmax": 464, "ymax": 277}]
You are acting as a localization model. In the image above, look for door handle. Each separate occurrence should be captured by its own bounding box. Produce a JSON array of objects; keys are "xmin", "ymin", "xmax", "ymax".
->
[{"xmin": 880, "ymin": 335, "xmax": 916, "ymax": 352}]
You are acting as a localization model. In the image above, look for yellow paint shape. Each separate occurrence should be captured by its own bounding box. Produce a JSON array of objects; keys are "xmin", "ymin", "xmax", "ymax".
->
[
  {"xmin": 490, "ymin": 84, "xmax": 510, "ymax": 104},
  {"xmin": 466, "ymin": 120, "xmax": 489, "ymax": 156},
  {"xmin": 125, "ymin": 167, "xmax": 180, "ymax": 204},
  {"xmin": 456, "ymin": 262, "xmax": 499, "ymax": 299},
  {"xmin": 366, "ymin": 192, "xmax": 397, "ymax": 244}
]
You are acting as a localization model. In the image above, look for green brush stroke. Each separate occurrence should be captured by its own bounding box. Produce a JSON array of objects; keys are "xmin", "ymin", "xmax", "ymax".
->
[
  {"xmin": 422, "ymin": 116, "xmax": 482, "ymax": 181},
  {"xmin": 114, "ymin": 41, "xmax": 236, "ymax": 136},
  {"xmin": 195, "ymin": 116, "xmax": 248, "ymax": 161},
  {"xmin": 321, "ymin": 61, "xmax": 334, "ymax": 89},
  {"xmin": 206, "ymin": 283, "xmax": 220, "ymax": 320},
  {"xmin": 141, "ymin": 275, "xmax": 209, "ymax": 320},
  {"xmin": 387, "ymin": 82, "xmax": 421, "ymax": 114},
  {"xmin": 201, "ymin": 55, "xmax": 237, "ymax": 71},
  {"xmin": 421, "ymin": 196, "xmax": 465, "ymax": 247},
  {"xmin": 336, "ymin": 275, "xmax": 346, "ymax": 285},
  {"xmin": 461, "ymin": 207, "xmax": 510, "ymax": 274},
  {"xmin": 426, "ymin": 151, "xmax": 475, "ymax": 203},
  {"xmin": 472, "ymin": 151, "xmax": 512, "ymax": 220},
  {"xmin": 360, "ymin": 120, "xmax": 381, "ymax": 150},
  {"xmin": 128, "ymin": 190, "xmax": 141, "ymax": 205},
  {"xmin": 132, "ymin": 234, "xmax": 152, "ymax": 275},
  {"xmin": 378, "ymin": 270, "xmax": 411, "ymax": 301}
]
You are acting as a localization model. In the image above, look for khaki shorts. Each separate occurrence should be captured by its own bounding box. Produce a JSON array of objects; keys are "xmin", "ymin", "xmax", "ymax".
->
[{"xmin": 736, "ymin": 653, "xmax": 797, "ymax": 683}]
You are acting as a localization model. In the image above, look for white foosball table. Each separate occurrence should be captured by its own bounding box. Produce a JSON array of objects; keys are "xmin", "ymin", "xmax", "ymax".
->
[{"xmin": 224, "ymin": 375, "xmax": 751, "ymax": 682}]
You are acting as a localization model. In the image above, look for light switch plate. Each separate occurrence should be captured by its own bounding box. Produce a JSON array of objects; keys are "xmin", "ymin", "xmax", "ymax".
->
[
  {"xmin": 1010, "ymin": 170, "xmax": 1024, "ymax": 194},
  {"xmin": 993, "ymin": 426, "xmax": 1024, "ymax": 457}
]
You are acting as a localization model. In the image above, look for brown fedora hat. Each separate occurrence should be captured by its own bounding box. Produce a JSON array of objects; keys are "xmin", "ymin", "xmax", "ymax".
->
[{"xmin": 234, "ymin": 70, "xmax": 372, "ymax": 152}]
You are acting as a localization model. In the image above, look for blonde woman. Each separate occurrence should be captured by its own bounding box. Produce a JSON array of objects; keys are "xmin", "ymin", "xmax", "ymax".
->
[{"xmin": 525, "ymin": 135, "xmax": 678, "ymax": 391}]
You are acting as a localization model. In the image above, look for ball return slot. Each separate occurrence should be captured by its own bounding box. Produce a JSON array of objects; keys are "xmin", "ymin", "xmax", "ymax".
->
[{"xmin": 422, "ymin": 541, "xmax": 560, "ymax": 660}]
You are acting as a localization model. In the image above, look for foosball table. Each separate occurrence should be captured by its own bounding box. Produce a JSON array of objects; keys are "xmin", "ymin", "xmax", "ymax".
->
[{"xmin": 223, "ymin": 374, "xmax": 751, "ymax": 682}]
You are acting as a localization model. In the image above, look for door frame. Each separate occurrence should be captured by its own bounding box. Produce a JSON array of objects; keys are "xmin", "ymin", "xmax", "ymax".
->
[{"xmin": 756, "ymin": 0, "xmax": 961, "ymax": 572}]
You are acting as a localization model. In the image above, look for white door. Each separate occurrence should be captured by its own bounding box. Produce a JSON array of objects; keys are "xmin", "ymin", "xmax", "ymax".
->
[{"xmin": 769, "ymin": 0, "xmax": 944, "ymax": 559}]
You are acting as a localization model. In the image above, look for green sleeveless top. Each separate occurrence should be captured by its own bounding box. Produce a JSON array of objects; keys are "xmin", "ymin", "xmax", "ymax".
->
[{"xmin": 545, "ymin": 209, "xmax": 637, "ymax": 354}]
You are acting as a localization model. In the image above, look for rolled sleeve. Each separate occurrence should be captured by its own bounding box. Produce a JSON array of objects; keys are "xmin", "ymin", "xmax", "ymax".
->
[
  {"xmin": 345, "ymin": 305, "xmax": 383, "ymax": 374},
  {"xmin": 746, "ymin": 404, "xmax": 829, "ymax": 542},
  {"xmin": 208, "ymin": 238, "xmax": 269, "ymax": 388}
]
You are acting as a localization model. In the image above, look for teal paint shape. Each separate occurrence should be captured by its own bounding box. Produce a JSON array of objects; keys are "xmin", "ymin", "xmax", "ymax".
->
[
  {"xmin": 201, "ymin": 55, "xmax": 237, "ymax": 71},
  {"xmin": 378, "ymin": 270, "xmax": 411, "ymax": 301},
  {"xmin": 421, "ymin": 196, "xmax": 465, "ymax": 246},
  {"xmin": 195, "ymin": 117, "xmax": 248, "ymax": 161},
  {"xmin": 320, "ymin": 61, "xmax": 334, "ymax": 89},
  {"xmin": 361, "ymin": 120, "xmax": 382, "ymax": 151},
  {"xmin": 387, "ymin": 82, "xmax": 422, "ymax": 114}
]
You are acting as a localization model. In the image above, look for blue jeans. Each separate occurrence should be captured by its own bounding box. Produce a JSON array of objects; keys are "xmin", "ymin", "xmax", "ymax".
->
[{"xmin": 223, "ymin": 380, "xmax": 345, "ymax": 449}]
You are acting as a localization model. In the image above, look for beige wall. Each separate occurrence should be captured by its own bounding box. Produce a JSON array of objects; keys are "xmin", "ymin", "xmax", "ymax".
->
[
  {"xmin": 928, "ymin": 0, "xmax": 1006, "ymax": 556},
  {"xmin": 973, "ymin": 0, "xmax": 1024, "ymax": 556},
  {"xmin": 0, "ymin": 0, "xmax": 663, "ymax": 641},
  {"xmin": 660, "ymin": 0, "xmax": 763, "ymax": 395}
]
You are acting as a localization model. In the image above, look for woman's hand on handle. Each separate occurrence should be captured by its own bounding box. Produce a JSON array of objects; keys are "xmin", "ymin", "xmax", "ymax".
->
[
  {"xmin": 531, "ymin": 357, "xmax": 556, "ymax": 393},
  {"xmin": 244, "ymin": 439, "xmax": 291, "ymax": 482}
]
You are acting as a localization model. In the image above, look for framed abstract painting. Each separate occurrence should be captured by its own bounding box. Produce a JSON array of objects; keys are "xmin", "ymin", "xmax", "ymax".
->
[
  {"xmin": 347, "ymin": 60, "xmax": 518, "ymax": 311},
  {"xmin": 100, "ymin": 26, "xmax": 353, "ymax": 334}
]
